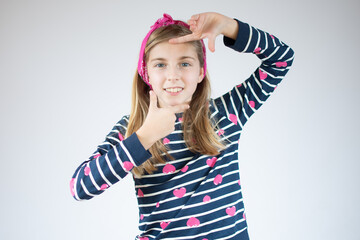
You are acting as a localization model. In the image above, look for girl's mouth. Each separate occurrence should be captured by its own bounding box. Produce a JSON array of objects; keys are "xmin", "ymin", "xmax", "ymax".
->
[
  {"xmin": 164, "ymin": 87, "xmax": 184, "ymax": 95},
  {"xmin": 165, "ymin": 87, "xmax": 183, "ymax": 93}
]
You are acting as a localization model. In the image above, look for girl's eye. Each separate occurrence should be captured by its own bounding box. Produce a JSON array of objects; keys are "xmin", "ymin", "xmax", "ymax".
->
[
  {"xmin": 181, "ymin": 62, "xmax": 190, "ymax": 67},
  {"xmin": 155, "ymin": 63, "xmax": 165, "ymax": 68}
]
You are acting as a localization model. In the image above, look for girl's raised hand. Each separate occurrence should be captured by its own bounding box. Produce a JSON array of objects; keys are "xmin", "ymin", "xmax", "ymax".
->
[
  {"xmin": 136, "ymin": 91, "xmax": 189, "ymax": 150},
  {"xmin": 169, "ymin": 12, "xmax": 238, "ymax": 52}
]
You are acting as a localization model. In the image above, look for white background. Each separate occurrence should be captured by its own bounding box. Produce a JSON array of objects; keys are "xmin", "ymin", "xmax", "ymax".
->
[{"xmin": 1, "ymin": 0, "xmax": 359, "ymax": 239}]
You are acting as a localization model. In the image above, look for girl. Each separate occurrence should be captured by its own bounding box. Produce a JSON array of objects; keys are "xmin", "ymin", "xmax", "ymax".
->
[{"xmin": 70, "ymin": 12, "xmax": 294, "ymax": 240}]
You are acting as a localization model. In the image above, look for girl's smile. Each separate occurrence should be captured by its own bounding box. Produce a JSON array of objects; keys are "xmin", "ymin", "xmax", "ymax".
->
[
  {"xmin": 164, "ymin": 87, "xmax": 183, "ymax": 95},
  {"xmin": 147, "ymin": 41, "xmax": 204, "ymax": 108}
]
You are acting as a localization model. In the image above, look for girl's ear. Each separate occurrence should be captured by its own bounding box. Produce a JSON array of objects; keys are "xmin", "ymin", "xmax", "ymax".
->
[{"xmin": 198, "ymin": 67, "xmax": 205, "ymax": 83}]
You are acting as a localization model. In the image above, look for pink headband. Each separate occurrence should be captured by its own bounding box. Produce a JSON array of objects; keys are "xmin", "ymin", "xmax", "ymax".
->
[{"xmin": 137, "ymin": 13, "xmax": 207, "ymax": 89}]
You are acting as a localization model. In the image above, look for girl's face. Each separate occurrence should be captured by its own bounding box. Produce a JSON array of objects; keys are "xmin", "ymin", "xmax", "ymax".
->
[{"xmin": 147, "ymin": 41, "xmax": 204, "ymax": 108}]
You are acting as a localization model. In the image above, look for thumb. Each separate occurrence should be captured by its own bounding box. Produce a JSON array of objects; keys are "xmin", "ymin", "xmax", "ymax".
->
[
  {"xmin": 149, "ymin": 90, "xmax": 158, "ymax": 110},
  {"xmin": 208, "ymin": 35, "xmax": 216, "ymax": 52}
]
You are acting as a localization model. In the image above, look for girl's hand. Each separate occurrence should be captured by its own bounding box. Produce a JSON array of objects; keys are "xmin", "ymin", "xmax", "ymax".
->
[
  {"xmin": 136, "ymin": 91, "xmax": 189, "ymax": 150},
  {"xmin": 169, "ymin": 12, "xmax": 238, "ymax": 52}
]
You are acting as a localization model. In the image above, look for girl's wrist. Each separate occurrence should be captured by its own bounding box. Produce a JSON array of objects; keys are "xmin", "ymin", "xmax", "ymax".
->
[
  {"xmin": 136, "ymin": 127, "xmax": 157, "ymax": 150},
  {"xmin": 221, "ymin": 17, "xmax": 238, "ymax": 40}
]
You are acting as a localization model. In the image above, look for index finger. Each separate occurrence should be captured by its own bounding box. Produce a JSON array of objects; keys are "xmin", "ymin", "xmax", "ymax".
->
[{"xmin": 168, "ymin": 33, "xmax": 200, "ymax": 44}]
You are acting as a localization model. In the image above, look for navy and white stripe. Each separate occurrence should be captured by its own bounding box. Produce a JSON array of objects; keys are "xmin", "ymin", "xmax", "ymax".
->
[{"xmin": 70, "ymin": 18, "xmax": 294, "ymax": 240}]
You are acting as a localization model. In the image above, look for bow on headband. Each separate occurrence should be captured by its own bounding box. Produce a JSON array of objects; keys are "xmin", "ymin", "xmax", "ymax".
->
[
  {"xmin": 151, "ymin": 13, "xmax": 188, "ymax": 29},
  {"xmin": 137, "ymin": 13, "xmax": 207, "ymax": 89}
]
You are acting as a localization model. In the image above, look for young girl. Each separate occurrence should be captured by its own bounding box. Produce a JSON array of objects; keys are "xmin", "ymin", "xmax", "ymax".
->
[{"xmin": 70, "ymin": 12, "xmax": 294, "ymax": 240}]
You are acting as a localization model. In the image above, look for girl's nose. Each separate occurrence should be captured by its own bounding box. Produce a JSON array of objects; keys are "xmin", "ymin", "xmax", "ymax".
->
[{"xmin": 167, "ymin": 65, "xmax": 180, "ymax": 81}]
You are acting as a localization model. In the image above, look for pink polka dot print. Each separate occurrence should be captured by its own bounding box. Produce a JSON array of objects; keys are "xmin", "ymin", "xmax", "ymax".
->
[
  {"xmin": 187, "ymin": 217, "xmax": 200, "ymax": 227},
  {"xmin": 84, "ymin": 167, "xmax": 90, "ymax": 176}
]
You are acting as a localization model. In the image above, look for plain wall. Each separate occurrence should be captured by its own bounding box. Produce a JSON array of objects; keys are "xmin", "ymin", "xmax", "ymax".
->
[{"xmin": 0, "ymin": 0, "xmax": 359, "ymax": 239}]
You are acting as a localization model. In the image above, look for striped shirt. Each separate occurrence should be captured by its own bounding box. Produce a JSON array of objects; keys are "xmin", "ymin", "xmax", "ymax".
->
[{"xmin": 70, "ymin": 18, "xmax": 295, "ymax": 240}]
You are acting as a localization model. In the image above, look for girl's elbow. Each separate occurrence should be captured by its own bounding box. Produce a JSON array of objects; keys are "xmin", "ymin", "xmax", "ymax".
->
[
  {"xmin": 69, "ymin": 177, "xmax": 90, "ymax": 201},
  {"xmin": 288, "ymin": 46, "xmax": 295, "ymax": 60}
]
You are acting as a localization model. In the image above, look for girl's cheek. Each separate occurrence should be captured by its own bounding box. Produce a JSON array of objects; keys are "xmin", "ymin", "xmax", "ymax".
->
[
  {"xmin": 149, "ymin": 72, "xmax": 163, "ymax": 81},
  {"xmin": 183, "ymin": 71, "xmax": 199, "ymax": 80}
]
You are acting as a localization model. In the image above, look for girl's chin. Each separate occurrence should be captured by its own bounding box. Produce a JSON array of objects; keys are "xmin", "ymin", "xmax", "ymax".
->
[
  {"xmin": 166, "ymin": 102, "xmax": 183, "ymax": 107},
  {"xmin": 160, "ymin": 100, "xmax": 185, "ymax": 108},
  {"xmin": 159, "ymin": 95, "xmax": 191, "ymax": 108}
]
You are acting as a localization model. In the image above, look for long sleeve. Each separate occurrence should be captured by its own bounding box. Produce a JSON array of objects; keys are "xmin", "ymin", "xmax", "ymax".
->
[
  {"xmin": 213, "ymin": 18, "xmax": 295, "ymax": 128},
  {"xmin": 70, "ymin": 115, "xmax": 152, "ymax": 201}
]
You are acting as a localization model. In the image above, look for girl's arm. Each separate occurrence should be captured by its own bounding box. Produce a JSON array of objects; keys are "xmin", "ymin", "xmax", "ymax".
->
[
  {"xmin": 69, "ymin": 116, "xmax": 152, "ymax": 201},
  {"xmin": 213, "ymin": 17, "xmax": 295, "ymax": 127},
  {"xmin": 171, "ymin": 12, "xmax": 295, "ymax": 127}
]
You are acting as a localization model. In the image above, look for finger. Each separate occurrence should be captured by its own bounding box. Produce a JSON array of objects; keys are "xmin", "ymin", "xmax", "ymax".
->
[
  {"xmin": 208, "ymin": 36, "xmax": 216, "ymax": 52},
  {"xmin": 149, "ymin": 90, "xmax": 158, "ymax": 110},
  {"xmin": 169, "ymin": 33, "xmax": 200, "ymax": 44},
  {"xmin": 187, "ymin": 19, "xmax": 197, "ymax": 26},
  {"xmin": 188, "ymin": 14, "xmax": 205, "ymax": 34},
  {"xmin": 190, "ymin": 14, "xmax": 200, "ymax": 21},
  {"xmin": 169, "ymin": 104, "xmax": 190, "ymax": 114},
  {"xmin": 189, "ymin": 24, "xmax": 196, "ymax": 33},
  {"xmin": 194, "ymin": 14, "xmax": 205, "ymax": 32}
]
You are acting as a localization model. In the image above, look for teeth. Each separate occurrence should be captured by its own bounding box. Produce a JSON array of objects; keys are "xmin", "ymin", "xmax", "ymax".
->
[{"xmin": 165, "ymin": 88, "xmax": 183, "ymax": 93}]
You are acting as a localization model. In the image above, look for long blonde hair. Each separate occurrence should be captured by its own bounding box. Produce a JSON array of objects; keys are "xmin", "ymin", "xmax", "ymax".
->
[{"xmin": 126, "ymin": 24, "xmax": 226, "ymax": 177}]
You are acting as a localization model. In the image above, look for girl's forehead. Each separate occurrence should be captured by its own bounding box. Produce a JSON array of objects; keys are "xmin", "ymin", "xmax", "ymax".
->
[{"xmin": 149, "ymin": 41, "xmax": 198, "ymax": 59}]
